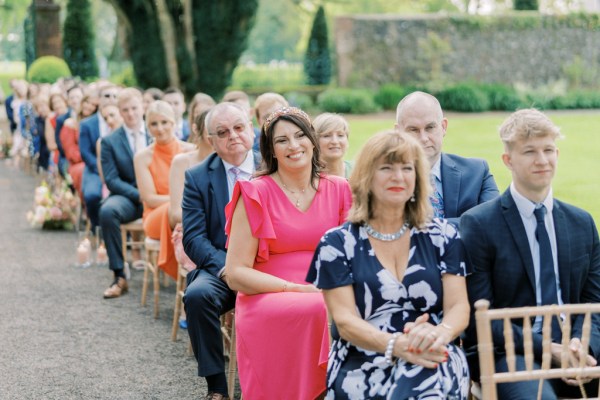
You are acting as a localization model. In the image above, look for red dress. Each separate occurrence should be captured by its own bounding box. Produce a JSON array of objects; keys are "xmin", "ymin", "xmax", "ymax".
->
[
  {"xmin": 59, "ymin": 124, "xmax": 84, "ymax": 198},
  {"xmin": 225, "ymin": 174, "xmax": 352, "ymax": 399}
]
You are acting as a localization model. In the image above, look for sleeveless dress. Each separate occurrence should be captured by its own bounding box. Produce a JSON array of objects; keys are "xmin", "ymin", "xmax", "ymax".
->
[
  {"xmin": 224, "ymin": 174, "xmax": 352, "ymax": 400},
  {"xmin": 142, "ymin": 139, "xmax": 181, "ymax": 279},
  {"xmin": 307, "ymin": 220, "xmax": 471, "ymax": 400}
]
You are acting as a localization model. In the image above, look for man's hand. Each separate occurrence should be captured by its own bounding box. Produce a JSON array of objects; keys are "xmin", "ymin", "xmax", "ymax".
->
[{"xmin": 551, "ymin": 338, "xmax": 597, "ymax": 386}]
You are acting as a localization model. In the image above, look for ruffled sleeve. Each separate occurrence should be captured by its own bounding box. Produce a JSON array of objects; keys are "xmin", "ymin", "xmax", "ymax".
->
[{"xmin": 225, "ymin": 179, "xmax": 276, "ymax": 263}]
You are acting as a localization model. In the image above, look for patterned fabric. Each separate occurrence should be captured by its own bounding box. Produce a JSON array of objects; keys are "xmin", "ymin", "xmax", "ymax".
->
[
  {"xmin": 307, "ymin": 219, "xmax": 470, "ymax": 400},
  {"xmin": 430, "ymin": 176, "xmax": 445, "ymax": 219}
]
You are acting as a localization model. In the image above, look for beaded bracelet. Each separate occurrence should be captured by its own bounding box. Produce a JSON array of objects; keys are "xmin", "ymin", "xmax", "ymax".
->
[{"xmin": 385, "ymin": 333, "xmax": 401, "ymax": 365}]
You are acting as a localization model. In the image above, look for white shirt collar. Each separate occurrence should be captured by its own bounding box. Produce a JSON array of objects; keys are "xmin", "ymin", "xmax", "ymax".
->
[
  {"xmin": 510, "ymin": 182, "xmax": 554, "ymax": 219},
  {"xmin": 431, "ymin": 156, "xmax": 442, "ymax": 182},
  {"xmin": 222, "ymin": 151, "xmax": 255, "ymax": 176}
]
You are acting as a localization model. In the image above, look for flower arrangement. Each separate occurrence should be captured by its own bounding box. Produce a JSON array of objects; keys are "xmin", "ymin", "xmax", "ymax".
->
[{"xmin": 26, "ymin": 180, "xmax": 78, "ymax": 230}]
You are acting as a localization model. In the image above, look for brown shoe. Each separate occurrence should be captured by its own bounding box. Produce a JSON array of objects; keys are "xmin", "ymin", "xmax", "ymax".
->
[
  {"xmin": 103, "ymin": 277, "xmax": 128, "ymax": 299},
  {"xmin": 204, "ymin": 393, "xmax": 230, "ymax": 400}
]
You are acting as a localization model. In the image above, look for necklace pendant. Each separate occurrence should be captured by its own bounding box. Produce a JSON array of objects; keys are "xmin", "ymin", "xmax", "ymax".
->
[{"xmin": 295, "ymin": 199, "xmax": 300, "ymax": 208}]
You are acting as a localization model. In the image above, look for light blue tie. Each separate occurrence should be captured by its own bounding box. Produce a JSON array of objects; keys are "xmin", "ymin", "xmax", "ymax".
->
[{"xmin": 430, "ymin": 176, "xmax": 445, "ymax": 218}]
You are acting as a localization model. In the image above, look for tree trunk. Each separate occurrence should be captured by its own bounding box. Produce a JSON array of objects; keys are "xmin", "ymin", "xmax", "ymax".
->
[
  {"xmin": 155, "ymin": 0, "xmax": 180, "ymax": 88},
  {"xmin": 183, "ymin": 0, "xmax": 198, "ymax": 82}
]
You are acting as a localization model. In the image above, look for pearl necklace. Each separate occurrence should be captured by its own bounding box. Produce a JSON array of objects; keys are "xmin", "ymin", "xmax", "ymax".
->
[
  {"xmin": 278, "ymin": 174, "xmax": 307, "ymax": 208},
  {"xmin": 364, "ymin": 222, "xmax": 410, "ymax": 241}
]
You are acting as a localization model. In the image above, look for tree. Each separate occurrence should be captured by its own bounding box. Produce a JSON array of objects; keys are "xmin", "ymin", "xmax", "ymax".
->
[
  {"xmin": 62, "ymin": 0, "xmax": 98, "ymax": 80},
  {"xmin": 304, "ymin": 5, "xmax": 331, "ymax": 85},
  {"xmin": 106, "ymin": 0, "xmax": 258, "ymax": 99},
  {"xmin": 514, "ymin": 0, "xmax": 539, "ymax": 10}
]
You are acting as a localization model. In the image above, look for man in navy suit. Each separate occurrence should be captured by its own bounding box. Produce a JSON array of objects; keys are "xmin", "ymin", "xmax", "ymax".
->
[
  {"xmin": 80, "ymin": 84, "xmax": 120, "ymax": 229},
  {"xmin": 395, "ymin": 91, "xmax": 499, "ymax": 225},
  {"xmin": 99, "ymin": 88, "xmax": 148, "ymax": 299},
  {"xmin": 461, "ymin": 109, "xmax": 600, "ymax": 399},
  {"xmin": 162, "ymin": 87, "xmax": 190, "ymax": 141},
  {"xmin": 182, "ymin": 102, "xmax": 257, "ymax": 400}
]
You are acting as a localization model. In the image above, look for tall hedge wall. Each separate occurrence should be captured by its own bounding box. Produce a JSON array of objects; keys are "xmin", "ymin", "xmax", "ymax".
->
[{"xmin": 335, "ymin": 13, "xmax": 600, "ymax": 88}]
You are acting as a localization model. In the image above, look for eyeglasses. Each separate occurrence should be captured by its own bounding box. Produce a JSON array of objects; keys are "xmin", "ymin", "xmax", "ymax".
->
[
  {"xmin": 103, "ymin": 93, "xmax": 117, "ymax": 98},
  {"xmin": 209, "ymin": 122, "xmax": 248, "ymax": 139}
]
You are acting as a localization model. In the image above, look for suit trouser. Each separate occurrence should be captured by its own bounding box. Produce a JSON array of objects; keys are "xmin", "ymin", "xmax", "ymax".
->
[
  {"xmin": 82, "ymin": 166, "xmax": 103, "ymax": 229},
  {"xmin": 184, "ymin": 269, "xmax": 236, "ymax": 377},
  {"xmin": 496, "ymin": 355, "xmax": 598, "ymax": 400},
  {"xmin": 99, "ymin": 194, "xmax": 143, "ymax": 273}
]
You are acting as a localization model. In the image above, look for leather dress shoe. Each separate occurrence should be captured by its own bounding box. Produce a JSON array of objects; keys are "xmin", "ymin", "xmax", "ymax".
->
[
  {"xmin": 204, "ymin": 392, "xmax": 230, "ymax": 400},
  {"xmin": 103, "ymin": 277, "xmax": 128, "ymax": 299}
]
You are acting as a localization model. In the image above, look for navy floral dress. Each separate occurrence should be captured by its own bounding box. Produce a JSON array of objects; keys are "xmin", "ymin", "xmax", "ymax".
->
[{"xmin": 307, "ymin": 219, "xmax": 470, "ymax": 400}]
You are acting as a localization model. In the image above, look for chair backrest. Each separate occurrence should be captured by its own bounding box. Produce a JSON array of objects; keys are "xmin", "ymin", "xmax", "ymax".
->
[{"xmin": 474, "ymin": 299, "xmax": 600, "ymax": 400}]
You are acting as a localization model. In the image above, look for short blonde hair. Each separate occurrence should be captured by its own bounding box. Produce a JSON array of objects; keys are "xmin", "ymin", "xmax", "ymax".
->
[
  {"xmin": 313, "ymin": 113, "xmax": 349, "ymax": 138},
  {"xmin": 254, "ymin": 92, "xmax": 288, "ymax": 122},
  {"xmin": 117, "ymin": 87, "xmax": 143, "ymax": 107},
  {"xmin": 499, "ymin": 108, "xmax": 563, "ymax": 150},
  {"xmin": 145, "ymin": 100, "xmax": 176, "ymax": 124},
  {"xmin": 348, "ymin": 130, "xmax": 432, "ymax": 228}
]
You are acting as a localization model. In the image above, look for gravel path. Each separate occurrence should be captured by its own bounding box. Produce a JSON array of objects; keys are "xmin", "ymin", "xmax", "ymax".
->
[{"xmin": 0, "ymin": 162, "xmax": 210, "ymax": 399}]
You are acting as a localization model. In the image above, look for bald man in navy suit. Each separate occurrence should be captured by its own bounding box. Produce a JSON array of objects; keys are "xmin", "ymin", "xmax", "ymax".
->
[{"xmin": 395, "ymin": 91, "xmax": 498, "ymax": 226}]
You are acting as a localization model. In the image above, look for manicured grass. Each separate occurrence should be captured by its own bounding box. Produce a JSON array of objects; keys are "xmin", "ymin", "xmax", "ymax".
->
[
  {"xmin": 346, "ymin": 110, "xmax": 600, "ymax": 224},
  {"xmin": 0, "ymin": 61, "xmax": 25, "ymax": 97}
]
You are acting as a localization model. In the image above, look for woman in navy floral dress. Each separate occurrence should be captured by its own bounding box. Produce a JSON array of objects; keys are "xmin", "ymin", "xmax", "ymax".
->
[{"xmin": 307, "ymin": 131, "xmax": 470, "ymax": 399}]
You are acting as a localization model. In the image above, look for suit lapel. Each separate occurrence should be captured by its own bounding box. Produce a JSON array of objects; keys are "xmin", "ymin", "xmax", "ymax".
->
[
  {"xmin": 208, "ymin": 156, "xmax": 229, "ymax": 230},
  {"xmin": 501, "ymin": 190, "xmax": 537, "ymax": 292},
  {"xmin": 552, "ymin": 201, "xmax": 570, "ymax": 302},
  {"xmin": 441, "ymin": 154, "xmax": 460, "ymax": 217},
  {"xmin": 117, "ymin": 127, "xmax": 134, "ymax": 160}
]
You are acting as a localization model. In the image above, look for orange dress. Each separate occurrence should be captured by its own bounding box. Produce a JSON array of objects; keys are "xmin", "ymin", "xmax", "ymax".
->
[
  {"xmin": 142, "ymin": 139, "xmax": 182, "ymax": 279},
  {"xmin": 59, "ymin": 124, "xmax": 84, "ymax": 198}
]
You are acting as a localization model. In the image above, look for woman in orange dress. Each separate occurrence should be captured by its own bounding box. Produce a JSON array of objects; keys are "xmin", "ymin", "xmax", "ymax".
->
[{"xmin": 134, "ymin": 101, "xmax": 195, "ymax": 279}]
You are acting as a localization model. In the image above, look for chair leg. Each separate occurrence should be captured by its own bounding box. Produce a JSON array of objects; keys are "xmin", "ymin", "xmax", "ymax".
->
[
  {"xmin": 227, "ymin": 315, "xmax": 237, "ymax": 399},
  {"xmin": 171, "ymin": 272, "xmax": 183, "ymax": 341},
  {"xmin": 120, "ymin": 228, "xmax": 127, "ymax": 266},
  {"xmin": 152, "ymin": 252, "xmax": 160, "ymax": 319},
  {"xmin": 141, "ymin": 249, "xmax": 150, "ymax": 307}
]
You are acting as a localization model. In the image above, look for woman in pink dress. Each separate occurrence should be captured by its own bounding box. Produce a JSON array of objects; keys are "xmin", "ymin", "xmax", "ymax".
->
[{"xmin": 225, "ymin": 107, "xmax": 352, "ymax": 399}]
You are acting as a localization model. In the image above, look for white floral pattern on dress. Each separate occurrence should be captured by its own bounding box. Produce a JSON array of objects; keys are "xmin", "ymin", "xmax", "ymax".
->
[{"xmin": 307, "ymin": 219, "xmax": 470, "ymax": 400}]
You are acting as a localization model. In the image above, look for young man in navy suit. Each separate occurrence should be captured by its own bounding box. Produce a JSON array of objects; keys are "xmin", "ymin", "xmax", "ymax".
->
[
  {"xmin": 461, "ymin": 109, "xmax": 600, "ymax": 399},
  {"xmin": 182, "ymin": 102, "xmax": 257, "ymax": 400},
  {"xmin": 99, "ymin": 88, "xmax": 148, "ymax": 299},
  {"xmin": 79, "ymin": 84, "xmax": 120, "ymax": 229},
  {"xmin": 395, "ymin": 91, "xmax": 499, "ymax": 225}
]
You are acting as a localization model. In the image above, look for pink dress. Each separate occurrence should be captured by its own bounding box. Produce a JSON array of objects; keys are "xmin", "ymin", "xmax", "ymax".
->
[{"xmin": 225, "ymin": 174, "xmax": 352, "ymax": 400}]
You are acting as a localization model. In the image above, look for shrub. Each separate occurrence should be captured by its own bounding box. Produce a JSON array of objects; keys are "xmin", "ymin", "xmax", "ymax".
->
[
  {"xmin": 374, "ymin": 84, "xmax": 411, "ymax": 110},
  {"xmin": 479, "ymin": 84, "xmax": 523, "ymax": 111},
  {"xmin": 63, "ymin": 0, "xmax": 98, "ymax": 80},
  {"xmin": 27, "ymin": 56, "xmax": 72, "ymax": 83},
  {"xmin": 284, "ymin": 91, "xmax": 314, "ymax": 110},
  {"xmin": 111, "ymin": 65, "xmax": 137, "ymax": 88},
  {"xmin": 437, "ymin": 84, "xmax": 490, "ymax": 112},
  {"xmin": 560, "ymin": 90, "xmax": 600, "ymax": 109},
  {"xmin": 317, "ymin": 88, "xmax": 380, "ymax": 114},
  {"xmin": 304, "ymin": 6, "xmax": 331, "ymax": 85}
]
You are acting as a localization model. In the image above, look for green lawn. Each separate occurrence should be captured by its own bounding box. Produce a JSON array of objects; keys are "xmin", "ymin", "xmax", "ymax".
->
[{"xmin": 346, "ymin": 111, "xmax": 600, "ymax": 225}]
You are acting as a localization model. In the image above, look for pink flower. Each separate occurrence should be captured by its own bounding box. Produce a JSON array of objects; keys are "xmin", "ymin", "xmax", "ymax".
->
[{"xmin": 49, "ymin": 206, "xmax": 63, "ymax": 220}]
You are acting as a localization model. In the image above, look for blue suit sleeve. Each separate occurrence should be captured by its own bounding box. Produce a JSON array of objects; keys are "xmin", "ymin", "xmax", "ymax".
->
[
  {"xmin": 79, "ymin": 119, "xmax": 98, "ymax": 174},
  {"xmin": 182, "ymin": 169, "xmax": 226, "ymax": 277},
  {"xmin": 100, "ymin": 137, "xmax": 139, "ymax": 203},
  {"xmin": 478, "ymin": 160, "xmax": 499, "ymax": 204}
]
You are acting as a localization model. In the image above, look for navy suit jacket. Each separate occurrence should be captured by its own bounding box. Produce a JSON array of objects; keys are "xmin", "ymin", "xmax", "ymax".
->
[
  {"xmin": 55, "ymin": 110, "xmax": 71, "ymax": 157},
  {"xmin": 79, "ymin": 113, "xmax": 100, "ymax": 174},
  {"xmin": 182, "ymin": 151, "xmax": 260, "ymax": 278},
  {"xmin": 5, "ymin": 94, "xmax": 16, "ymax": 133},
  {"xmin": 461, "ymin": 189, "xmax": 600, "ymax": 378},
  {"xmin": 100, "ymin": 127, "xmax": 139, "ymax": 204},
  {"xmin": 440, "ymin": 153, "xmax": 499, "ymax": 226}
]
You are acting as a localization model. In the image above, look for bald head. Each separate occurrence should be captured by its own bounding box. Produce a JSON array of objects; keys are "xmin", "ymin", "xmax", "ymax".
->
[{"xmin": 394, "ymin": 91, "xmax": 447, "ymax": 166}]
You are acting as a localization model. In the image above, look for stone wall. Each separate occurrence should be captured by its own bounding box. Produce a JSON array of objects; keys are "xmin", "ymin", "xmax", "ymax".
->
[{"xmin": 334, "ymin": 13, "xmax": 600, "ymax": 88}]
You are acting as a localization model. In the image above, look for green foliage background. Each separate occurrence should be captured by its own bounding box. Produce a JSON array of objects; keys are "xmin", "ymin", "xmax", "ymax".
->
[{"xmin": 62, "ymin": 0, "xmax": 98, "ymax": 80}]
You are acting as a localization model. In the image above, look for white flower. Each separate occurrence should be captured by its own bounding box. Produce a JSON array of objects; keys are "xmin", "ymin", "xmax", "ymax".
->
[
  {"xmin": 341, "ymin": 369, "xmax": 368, "ymax": 400},
  {"xmin": 407, "ymin": 281, "xmax": 437, "ymax": 309},
  {"xmin": 342, "ymin": 228, "xmax": 356, "ymax": 259},
  {"xmin": 319, "ymin": 244, "xmax": 344, "ymax": 262},
  {"xmin": 377, "ymin": 270, "xmax": 406, "ymax": 302}
]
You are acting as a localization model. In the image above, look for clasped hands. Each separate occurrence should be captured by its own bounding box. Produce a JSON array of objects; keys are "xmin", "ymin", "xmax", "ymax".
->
[
  {"xmin": 393, "ymin": 313, "xmax": 452, "ymax": 369},
  {"xmin": 550, "ymin": 338, "xmax": 597, "ymax": 386}
]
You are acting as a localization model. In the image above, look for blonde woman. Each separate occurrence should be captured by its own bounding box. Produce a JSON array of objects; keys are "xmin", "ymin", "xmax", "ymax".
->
[{"xmin": 313, "ymin": 112, "xmax": 352, "ymax": 178}]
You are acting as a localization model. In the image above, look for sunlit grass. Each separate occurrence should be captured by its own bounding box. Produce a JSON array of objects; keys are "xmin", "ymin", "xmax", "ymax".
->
[
  {"xmin": 0, "ymin": 61, "xmax": 25, "ymax": 95},
  {"xmin": 345, "ymin": 110, "xmax": 600, "ymax": 224}
]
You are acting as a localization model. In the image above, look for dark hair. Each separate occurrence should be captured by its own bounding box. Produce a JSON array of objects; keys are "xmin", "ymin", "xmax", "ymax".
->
[
  {"xmin": 163, "ymin": 87, "xmax": 184, "ymax": 98},
  {"xmin": 256, "ymin": 110, "xmax": 322, "ymax": 190},
  {"xmin": 144, "ymin": 87, "xmax": 164, "ymax": 101}
]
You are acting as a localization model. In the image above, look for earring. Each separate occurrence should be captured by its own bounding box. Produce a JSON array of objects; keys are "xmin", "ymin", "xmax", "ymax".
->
[{"xmin": 410, "ymin": 194, "xmax": 415, "ymax": 202}]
